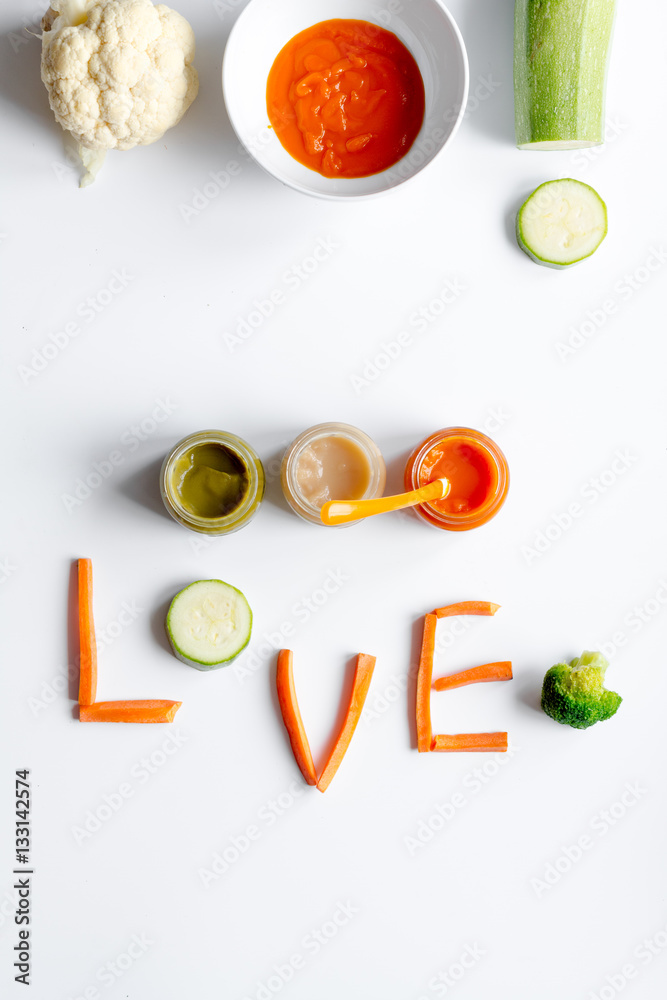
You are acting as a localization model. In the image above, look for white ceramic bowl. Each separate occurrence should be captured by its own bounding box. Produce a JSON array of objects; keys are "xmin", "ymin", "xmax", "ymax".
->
[{"xmin": 222, "ymin": 0, "xmax": 469, "ymax": 199}]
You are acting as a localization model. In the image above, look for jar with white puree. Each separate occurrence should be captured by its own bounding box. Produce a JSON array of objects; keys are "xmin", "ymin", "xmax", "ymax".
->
[{"xmin": 281, "ymin": 423, "xmax": 386, "ymax": 526}]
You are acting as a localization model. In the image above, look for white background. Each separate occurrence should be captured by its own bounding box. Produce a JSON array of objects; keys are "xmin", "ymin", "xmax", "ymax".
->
[{"xmin": 2, "ymin": 1, "xmax": 667, "ymax": 999}]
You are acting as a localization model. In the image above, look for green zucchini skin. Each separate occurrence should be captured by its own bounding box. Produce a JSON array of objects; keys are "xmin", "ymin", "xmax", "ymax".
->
[{"xmin": 514, "ymin": 0, "xmax": 616, "ymax": 149}]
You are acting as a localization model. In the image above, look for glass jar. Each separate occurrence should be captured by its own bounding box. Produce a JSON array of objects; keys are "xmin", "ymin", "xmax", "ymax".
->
[
  {"xmin": 281, "ymin": 422, "xmax": 386, "ymax": 526},
  {"xmin": 160, "ymin": 430, "xmax": 265, "ymax": 535},
  {"xmin": 404, "ymin": 427, "xmax": 509, "ymax": 531}
]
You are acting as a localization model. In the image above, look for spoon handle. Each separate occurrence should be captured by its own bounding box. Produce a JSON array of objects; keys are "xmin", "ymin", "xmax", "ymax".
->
[{"xmin": 320, "ymin": 477, "xmax": 449, "ymax": 526}]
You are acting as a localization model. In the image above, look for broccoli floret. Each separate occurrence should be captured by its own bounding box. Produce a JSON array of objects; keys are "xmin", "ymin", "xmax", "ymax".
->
[{"xmin": 541, "ymin": 651, "xmax": 622, "ymax": 729}]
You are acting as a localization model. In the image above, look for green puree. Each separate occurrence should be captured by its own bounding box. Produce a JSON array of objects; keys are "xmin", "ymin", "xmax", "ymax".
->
[{"xmin": 171, "ymin": 443, "xmax": 250, "ymax": 518}]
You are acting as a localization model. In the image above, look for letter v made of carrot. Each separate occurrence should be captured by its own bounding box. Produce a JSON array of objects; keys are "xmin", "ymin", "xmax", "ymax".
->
[{"xmin": 276, "ymin": 649, "xmax": 376, "ymax": 792}]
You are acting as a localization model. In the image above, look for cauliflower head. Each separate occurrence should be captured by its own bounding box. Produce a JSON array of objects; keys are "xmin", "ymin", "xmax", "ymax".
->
[{"xmin": 41, "ymin": 0, "xmax": 198, "ymax": 181}]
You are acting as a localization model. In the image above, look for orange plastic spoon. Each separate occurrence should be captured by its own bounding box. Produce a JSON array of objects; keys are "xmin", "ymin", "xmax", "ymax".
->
[{"xmin": 320, "ymin": 478, "xmax": 450, "ymax": 526}]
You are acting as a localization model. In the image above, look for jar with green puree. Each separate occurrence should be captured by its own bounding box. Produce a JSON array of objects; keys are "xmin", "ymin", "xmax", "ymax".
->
[{"xmin": 161, "ymin": 430, "xmax": 264, "ymax": 534}]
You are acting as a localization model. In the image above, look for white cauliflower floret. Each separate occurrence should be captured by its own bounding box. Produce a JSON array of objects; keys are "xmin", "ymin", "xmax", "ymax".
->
[{"xmin": 41, "ymin": 0, "xmax": 198, "ymax": 184}]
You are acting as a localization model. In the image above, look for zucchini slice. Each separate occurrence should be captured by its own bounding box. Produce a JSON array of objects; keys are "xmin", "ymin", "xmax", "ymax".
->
[
  {"xmin": 166, "ymin": 580, "xmax": 252, "ymax": 670},
  {"xmin": 516, "ymin": 178, "xmax": 607, "ymax": 268}
]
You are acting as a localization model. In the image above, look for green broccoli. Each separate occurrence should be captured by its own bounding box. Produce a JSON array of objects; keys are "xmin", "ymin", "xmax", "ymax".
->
[{"xmin": 541, "ymin": 651, "xmax": 622, "ymax": 729}]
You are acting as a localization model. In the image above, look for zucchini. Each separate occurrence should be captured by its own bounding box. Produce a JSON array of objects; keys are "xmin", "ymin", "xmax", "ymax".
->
[
  {"xmin": 514, "ymin": 0, "xmax": 616, "ymax": 149},
  {"xmin": 516, "ymin": 178, "xmax": 607, "ymax": 268},
  {"xmin": 166, "ymin": 580, "xmax": 252, "ymax": 670}
]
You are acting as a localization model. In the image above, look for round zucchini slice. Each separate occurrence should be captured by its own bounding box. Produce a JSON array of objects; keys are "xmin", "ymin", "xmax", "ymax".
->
[
  {"xmin": 166, "ymin": 580, "xmax": 252, "ymax": 670},
  {"xmin": 516, "ymin": 178, "xmax": 608, "ymax": 268}
]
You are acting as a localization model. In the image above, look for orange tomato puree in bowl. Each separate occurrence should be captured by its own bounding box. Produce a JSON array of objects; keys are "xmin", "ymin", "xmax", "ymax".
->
[
  {"xmin": 266, "ymin": 19, "xmax": 425, "ymax": 178},
  {"xmin": 405, "ymin": 428, "xmax": 509, "ymax": 531}
]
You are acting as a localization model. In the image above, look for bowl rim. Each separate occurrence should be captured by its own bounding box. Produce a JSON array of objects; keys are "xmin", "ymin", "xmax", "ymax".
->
[{"xmin": 221, "ymin": 0, "xmax": 470, "ymax": 201}]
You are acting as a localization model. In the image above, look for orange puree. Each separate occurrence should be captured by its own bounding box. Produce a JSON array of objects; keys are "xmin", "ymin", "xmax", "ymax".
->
[
  {"xmin": 418, "ymin": 437, "xmax": 498, "ymax": 516},
  {"xmin": 266, "ymin": 19, "xmax": 425, "ymax": 178}
]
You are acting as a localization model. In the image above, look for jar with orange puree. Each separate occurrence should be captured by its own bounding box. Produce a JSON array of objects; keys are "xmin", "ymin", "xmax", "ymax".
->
[{"xmin": 404, "ymin": 428, "xmax": 509, "ymax": 530}]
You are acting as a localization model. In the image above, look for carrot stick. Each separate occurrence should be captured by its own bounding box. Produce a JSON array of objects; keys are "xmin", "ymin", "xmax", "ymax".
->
[
  {"xmin": 79, "ymin": 700, "xmax": 182, "ymax": 723},
  {"xmin": 433, "ymin": 601, "xmax": 500, "ymax": 619},
  {"xmin": 276, "ymin": 650, "xmax": 317, "ymax": 786},
  {"xmin": 433, "ymin": 661, "xmax": 513, "ymax": 691},
  {"xmin": 77, "ymin": 558, "xmax": 98, "ymax": 706},
  {"xmin": 416, "ymin": 613, "xmax": 437, "ymax": 752},
  {"xmin": 431, "ymin": 732, "xmax": 508, "ymax": 753},
  {"xmin": 317, "ymin": 654, "xmax": 376, "ymax": 793}
]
